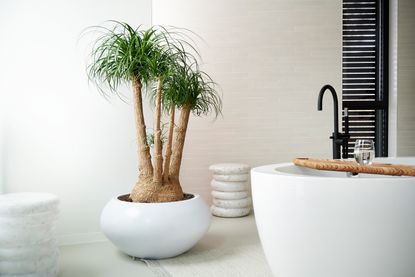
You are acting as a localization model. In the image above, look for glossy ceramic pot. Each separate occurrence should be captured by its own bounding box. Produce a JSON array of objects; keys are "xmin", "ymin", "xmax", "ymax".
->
[{"xmin": 100, "ymin": 193, "xmax": 211, "ymax": 259}]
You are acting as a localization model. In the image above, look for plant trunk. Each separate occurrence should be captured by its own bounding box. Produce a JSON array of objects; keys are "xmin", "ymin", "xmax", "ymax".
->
[
  {"xmin": 130, "ymin": 76, "xmax": 155, "ymax": 202},
  {"xmin": 130, "ymin": 78, "xmax": 184, "ymax": 203},
  {"xmin": 163, "ymin": 105, "xmax": 175, "ymax": 182},
  {"xmin": 169, "ymin": 104, "xmax": 192, "ymax": 179},
  {"xmin": 151, "ymin": 104, "xmax": 183, "ymax": 203},
  {"xmin": 153, "ymin": 79, "xmax": 163, "ymax": 185}
]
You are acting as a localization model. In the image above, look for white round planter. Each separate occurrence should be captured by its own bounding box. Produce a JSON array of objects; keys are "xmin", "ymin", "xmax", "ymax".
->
[{"xmin": 100, "ymin": 193, "xmax": 211, "ymax": 259}]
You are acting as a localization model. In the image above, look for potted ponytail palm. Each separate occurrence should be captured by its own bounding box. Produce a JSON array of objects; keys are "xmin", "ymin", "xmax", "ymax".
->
[{"xmin": 86, "ymin": 22, "xmax": 221, "ymax": 259}]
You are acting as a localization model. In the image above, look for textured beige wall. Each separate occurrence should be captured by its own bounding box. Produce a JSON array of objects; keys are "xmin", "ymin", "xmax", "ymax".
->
[
  {"xmin": 153, "ymin": 0, "xmax": 342, "ymax": 201},
  {"xmin": 397, "ymin": 0, "xmax": 415, "ymax": 156}
]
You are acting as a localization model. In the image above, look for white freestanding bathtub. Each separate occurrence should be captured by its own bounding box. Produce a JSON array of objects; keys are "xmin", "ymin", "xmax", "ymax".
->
[{"xmin": 251, "ymin": 157, "xmax": 415, "ymax": 277}]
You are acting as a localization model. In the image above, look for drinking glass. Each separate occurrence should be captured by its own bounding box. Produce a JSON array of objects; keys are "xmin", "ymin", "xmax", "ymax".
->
[{"xmin": 354, "ymin": 139, "xmax": 375, "ymax": 165}]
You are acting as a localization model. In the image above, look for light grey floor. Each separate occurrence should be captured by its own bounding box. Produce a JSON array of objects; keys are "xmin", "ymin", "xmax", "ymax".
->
[
  {"xmin": 59, "ymin": 240, "xmax": 154, "ymax": 277},
  {"xmin": 59, "ymin": 215, "xmax": 260, "ymax": 277}
]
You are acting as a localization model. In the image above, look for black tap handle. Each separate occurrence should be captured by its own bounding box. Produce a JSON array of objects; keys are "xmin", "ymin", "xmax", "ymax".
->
[{"xmin": 342, "ymin": 108, "xmax": 350, "ymax": 159}]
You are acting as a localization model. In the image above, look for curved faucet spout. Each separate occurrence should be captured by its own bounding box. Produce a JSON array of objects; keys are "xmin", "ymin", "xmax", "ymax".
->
[
  {"xmin": 317, "ymin": 84, "xmax": 339, "ymax": 135},
  {"xmin": 318, "ymin": 84, "xmax": 349, "ymax": 159}
]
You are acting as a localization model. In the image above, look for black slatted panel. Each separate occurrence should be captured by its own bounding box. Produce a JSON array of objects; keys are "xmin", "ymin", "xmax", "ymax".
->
[
  {"xmin": 342, "ymin": 110, "xmax": 376, "ymax": 155},
  {"xmin": 342, "ymin": 0, "xmax": 388, "ymax": 158}
]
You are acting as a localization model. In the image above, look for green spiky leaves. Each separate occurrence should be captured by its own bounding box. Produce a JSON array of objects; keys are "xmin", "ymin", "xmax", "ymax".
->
[
  {"xmin": 87, "ymin": 22, "xmax": 170, "ymax": 96},
  {"xmin": 85, "ymin": 21, "xmax": 221, "ymax": 117},
  {"xmin": 163, "ymin": 60, "xmax": 222, "ymax": 117}
]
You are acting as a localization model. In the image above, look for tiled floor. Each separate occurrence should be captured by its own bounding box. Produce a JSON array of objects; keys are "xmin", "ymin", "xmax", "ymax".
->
[
  {"xmin": 59, "ymin": 240, "xmax": 153, "ymax": 277},
  {"xmin": 59, "ymin": 215, "xmax": 261, "ymax": 277}
]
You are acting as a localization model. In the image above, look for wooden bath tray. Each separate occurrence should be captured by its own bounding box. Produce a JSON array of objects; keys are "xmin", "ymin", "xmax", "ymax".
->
[{"xmin": 293, "ymin": 158, "xmax": 415, "ymax": 177}]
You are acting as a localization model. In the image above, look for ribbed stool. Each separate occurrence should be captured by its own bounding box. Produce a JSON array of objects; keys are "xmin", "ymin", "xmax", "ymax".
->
[
  {"xmin": 209, "ymin": 163, "xmax": 252, "ymax": 217},
  {"xmin": 0, "ymin": 193, "xmax": 59, "ymax": 277}
]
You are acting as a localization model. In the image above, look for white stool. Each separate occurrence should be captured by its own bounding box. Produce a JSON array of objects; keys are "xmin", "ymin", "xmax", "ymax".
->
[
  {"xmin": 0, "ymin": 193, "xmax": 59, "ymax": 277},
  {"xmin": 209, "ymin": 163, "xmax": 252, "ymax": 217}
]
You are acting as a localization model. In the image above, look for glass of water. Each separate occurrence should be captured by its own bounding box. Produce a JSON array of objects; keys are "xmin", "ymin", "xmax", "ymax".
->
[{"xmin": 354, "ymin": 139, "xmax": 375, "ymax": 165}]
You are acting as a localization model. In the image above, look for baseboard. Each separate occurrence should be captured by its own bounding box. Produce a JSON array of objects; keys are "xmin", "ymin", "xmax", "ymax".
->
[{"xmin": 57, "ymin": 232, "xmax": 107, "ymax": 246}]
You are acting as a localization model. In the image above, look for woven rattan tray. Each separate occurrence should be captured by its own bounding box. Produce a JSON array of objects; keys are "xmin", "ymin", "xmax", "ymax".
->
[{"xmin": 293, "ymin": 158, "xmax": 415, "ymax": 177}]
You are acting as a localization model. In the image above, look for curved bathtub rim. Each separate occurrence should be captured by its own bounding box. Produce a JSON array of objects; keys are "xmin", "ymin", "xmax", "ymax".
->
[{"xmin": 252, "ymin": 157, "xmax": 415, "ymax": 180}]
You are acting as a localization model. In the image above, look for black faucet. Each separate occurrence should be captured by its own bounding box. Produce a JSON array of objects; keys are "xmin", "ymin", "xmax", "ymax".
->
[{"xmin": 317, "ymin": 84, "xmax": 350, "ymax": 159}]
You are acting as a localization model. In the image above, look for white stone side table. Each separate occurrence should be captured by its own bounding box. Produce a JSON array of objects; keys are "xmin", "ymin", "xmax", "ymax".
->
[
  {"xmin": 209, "ymin": 163, "xmax": 252, "ymax": 218},
  {"xmin": 0, "ymin": 193, "xmax": 60, "ymax": 277}
]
